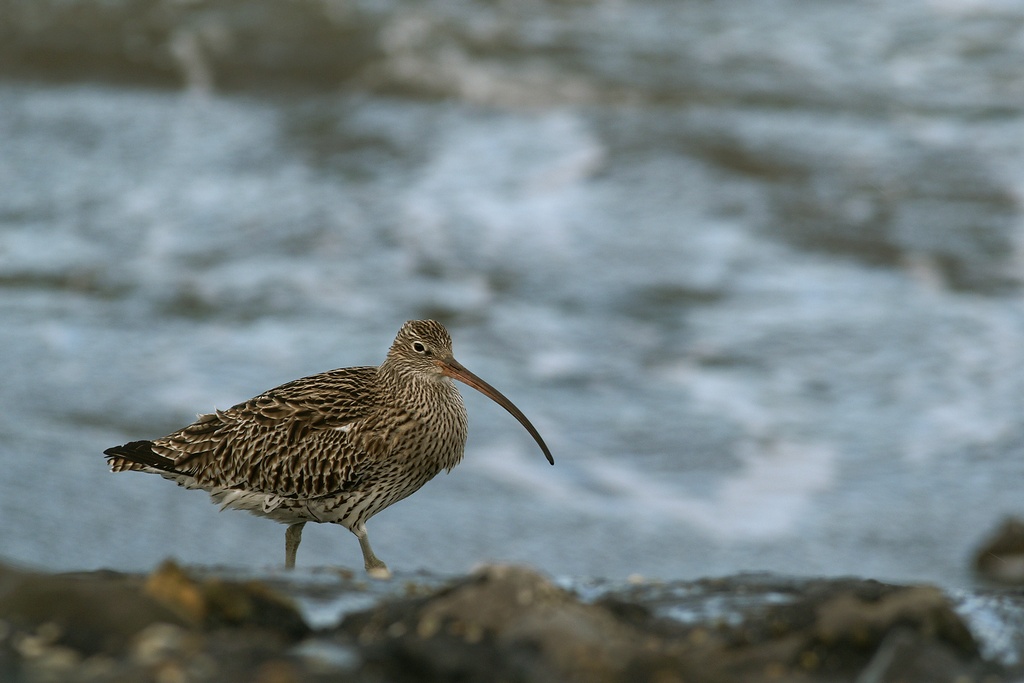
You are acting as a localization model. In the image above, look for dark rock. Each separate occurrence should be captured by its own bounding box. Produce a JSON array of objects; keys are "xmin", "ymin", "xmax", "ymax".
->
[
  {"xmin": 0, "ymin": 563, "xmax": 186, "ymax": 656},
  {"xmin": 340, "ymin": 564, "xmax": 682, "ymax": 683},
  {"xmin": 974, "ymin": 517, "xmax": 1024, "ymax": 585},
  {"xmin": 0, "ymin": 560, "xmax": 311, "ymax": 683},
  {"xmin": 144, "ymin": 560, "xmax": 309, "ymax": 639},
  {"xmin": 0, "ymin": 0, "xmax": 383, "ymax": 90},
  {"xmin": 0, "ymin": 560, "xmax": 1020, "ymax": 682},
  {"xmin": 760, "ymin": 582, "xmax": 979, "ymax": 680},
  {"xmin": 337, "ymin": 565, "xmax": 1004, "ymax": 683}
]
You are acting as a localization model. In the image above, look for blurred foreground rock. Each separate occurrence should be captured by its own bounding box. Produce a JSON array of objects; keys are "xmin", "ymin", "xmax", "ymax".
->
[
  {"xmin": 0, "ymin": 560, "xmax": 1021, "ymax": 683},
  {"xmin": 974, "ymin": 517, "xmax": 1024, "ymax": 585}
]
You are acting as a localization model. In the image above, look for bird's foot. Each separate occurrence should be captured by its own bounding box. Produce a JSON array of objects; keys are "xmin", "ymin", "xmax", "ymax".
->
[
  {"xmin": 365, "ymin": 560, "xmax": 392, "ymax": 580},
  {"xmin": 367, "ymin": 566, "xmax": 392, "ymax": 580}
]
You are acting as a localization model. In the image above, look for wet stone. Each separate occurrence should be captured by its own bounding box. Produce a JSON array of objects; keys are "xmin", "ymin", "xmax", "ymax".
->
[
  {"xmin": 974, "ymin": 517, "xmax": 1024, "ymax": 585},
  {"xmin": 144, "ymin": 560, "xmax": 309, "ymax": 639},
  {"xmin": 0, "ymin": 564, "xmax": 186, "ymax": 657},
  {"xmin": 0, "ymin": 560, "xmax": 313, "ymax": 683},
  {"xmin": 334, "ymin": 566, "xmax": 1015, "ymax": 683},
  {"xmin": 0, "ymin": 560, "xmax": 1023, "ymax": 681}
]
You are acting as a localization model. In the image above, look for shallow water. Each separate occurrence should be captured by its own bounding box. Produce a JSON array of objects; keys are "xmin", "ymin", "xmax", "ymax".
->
[{"xmin": 2, "ymin": 0, "xmax": 1024, "ymax": 588}]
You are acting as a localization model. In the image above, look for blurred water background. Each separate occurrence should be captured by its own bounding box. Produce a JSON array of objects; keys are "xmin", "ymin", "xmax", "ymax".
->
[{"xmin": 2, "ymin": 0, "xmax": 1024, "ymax": 587}]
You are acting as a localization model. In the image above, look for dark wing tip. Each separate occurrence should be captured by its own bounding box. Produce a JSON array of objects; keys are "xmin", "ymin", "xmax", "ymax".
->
[{"xmin": 104, "ymin": 440, "xmax": 179, "ymax": 473}]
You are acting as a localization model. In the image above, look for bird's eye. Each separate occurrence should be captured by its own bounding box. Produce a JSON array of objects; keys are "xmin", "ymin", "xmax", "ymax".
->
[{"xmin": 412, "ymin": 342, "xmax": 428, "ymax": 354}]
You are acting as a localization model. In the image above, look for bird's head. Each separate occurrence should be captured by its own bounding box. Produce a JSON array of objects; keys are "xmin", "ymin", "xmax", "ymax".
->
[
  {"xmin": 385, "ymin": 320, "xmax": 554, "ymax": 465},
  {"xmin": 387, "ymin": 319, "xmax": 456, "ymax": 378}
]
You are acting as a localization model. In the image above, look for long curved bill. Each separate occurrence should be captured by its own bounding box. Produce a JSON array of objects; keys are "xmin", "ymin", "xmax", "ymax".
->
[{"xmin": 439, "ymin": 357, "xmax": 555, "ymax": 465}]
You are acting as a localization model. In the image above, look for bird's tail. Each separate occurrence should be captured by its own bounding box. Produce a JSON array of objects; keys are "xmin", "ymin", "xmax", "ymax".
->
[{"xmin": 104, "ymin": 440, "xmax": 179, "ymax": 474}]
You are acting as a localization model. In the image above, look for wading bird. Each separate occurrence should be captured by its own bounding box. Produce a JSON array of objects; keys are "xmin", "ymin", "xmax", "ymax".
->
[{"xmin": 105, "ymin": 320, "xmax": 553, "ymax": 578}]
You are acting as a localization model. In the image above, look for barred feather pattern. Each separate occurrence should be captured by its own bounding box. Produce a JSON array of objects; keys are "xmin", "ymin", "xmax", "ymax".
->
[{"xmin": 105, "ymin": 321, "xmax": 470, "ymax": 534}]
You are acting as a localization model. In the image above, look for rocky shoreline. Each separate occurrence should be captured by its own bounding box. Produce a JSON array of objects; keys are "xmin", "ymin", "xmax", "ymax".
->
[{"xmin": 2, "ymin": 559, "xmax": 1022, "ymax": 682}]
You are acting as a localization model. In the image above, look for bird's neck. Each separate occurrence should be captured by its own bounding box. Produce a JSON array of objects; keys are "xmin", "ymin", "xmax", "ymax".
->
[{"xmin": 376, "ymin": 363, "xmax": 459, "ymax": 406}]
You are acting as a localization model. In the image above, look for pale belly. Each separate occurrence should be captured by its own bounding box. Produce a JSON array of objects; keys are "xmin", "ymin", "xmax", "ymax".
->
[{"xmin": 184, "ymin": 460, "xmax": 443, "ymax": 531}]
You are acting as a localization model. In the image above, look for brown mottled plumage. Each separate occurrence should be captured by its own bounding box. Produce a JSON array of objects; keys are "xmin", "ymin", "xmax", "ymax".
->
[{"xmin": 105, "ymin": 320, "xmax": 553, "ymax": 578}]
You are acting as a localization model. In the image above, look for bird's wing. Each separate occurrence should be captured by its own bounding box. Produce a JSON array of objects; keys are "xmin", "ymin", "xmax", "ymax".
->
[{"xmin": 149, "ymin": 366, "xmax": 395, "ymax": 499}]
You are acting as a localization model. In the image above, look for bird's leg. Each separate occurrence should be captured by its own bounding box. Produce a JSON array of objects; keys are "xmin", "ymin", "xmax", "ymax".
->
[
  {"xmin": 285, "ymin": 522, "xmax": 305, "ymax": 569},
  {"xmin": 352, "ymin": 523, "xmax": 391, "ymax": 579}
]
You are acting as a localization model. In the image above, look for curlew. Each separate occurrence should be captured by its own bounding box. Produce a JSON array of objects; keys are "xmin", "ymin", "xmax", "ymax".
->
[{"xmin": 104, "ymin": 320, "xmax": 553, "ymax": 578}]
